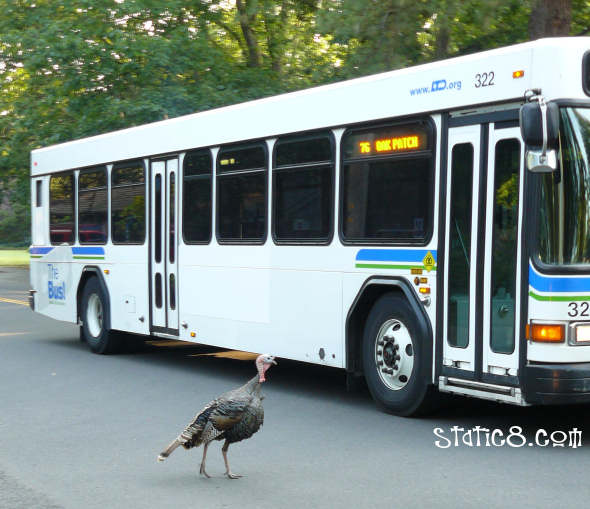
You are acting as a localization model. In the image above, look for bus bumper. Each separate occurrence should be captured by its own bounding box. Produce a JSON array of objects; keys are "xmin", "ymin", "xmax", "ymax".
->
[{"xmin": 523, "ymin": 362, "xmax": 590, "ymax": 405}]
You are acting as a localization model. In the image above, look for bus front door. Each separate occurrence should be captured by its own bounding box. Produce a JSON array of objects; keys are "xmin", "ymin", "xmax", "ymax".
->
[
  {"xmin": 443, "ymin": 119, "xmax": 523, "ymax": 385},
  {"xmin": 149, "ymin": 158, "xmax": 179, "ymax": 334}
]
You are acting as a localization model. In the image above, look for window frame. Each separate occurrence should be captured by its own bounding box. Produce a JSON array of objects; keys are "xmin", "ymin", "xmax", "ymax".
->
[
  {"xmin": 182, "ymin": 148, "xmax": 213, "ymax": 245},
  {"xmin": 338, "ymin": 117, "xmax": 436, "ymax": 246},
  {"xmin": 215, "ymin": 141, "xmax": 268, "ymax": 245},
  {"xmin": 49, "ymin": 171, "xmax": 76, "ymax": 246},
  {"xmin": 77, "ymin": 165, "xmax": 108, "ymax": 245},
  {"xmin": 110, "ymin": 160, "xmax": 147, "ymax": 246},
  {"xmin": 271, "ymin": 130, "xmax": 336, "ymax": 245}
]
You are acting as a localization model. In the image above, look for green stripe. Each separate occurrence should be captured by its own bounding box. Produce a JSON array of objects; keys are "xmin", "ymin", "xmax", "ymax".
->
[
  {"xmin": 529, "ymin": 291, "xmax": 590, "ymax": 302},
  {"xmin": 73, "ymin": 256, "xmax": 105, "ymax": 260},
  {"xmin": 30, "ymin": 255, "xmax": 42, "ymax": 259},
  {"xmin": 356, "ymin": 263, "xmax": 437, "ymax": 271}
]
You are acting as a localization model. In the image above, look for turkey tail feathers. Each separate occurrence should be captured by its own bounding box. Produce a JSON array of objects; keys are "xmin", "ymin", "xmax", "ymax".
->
[{"xmin": 157, "ymin": 438, "xmax": 182, "ymax": 462}]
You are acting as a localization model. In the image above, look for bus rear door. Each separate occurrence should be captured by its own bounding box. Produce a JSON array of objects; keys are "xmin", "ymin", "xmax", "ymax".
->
[{"xmin": 150, "ymin": 157, "xmax": 179, "ymax": 334}]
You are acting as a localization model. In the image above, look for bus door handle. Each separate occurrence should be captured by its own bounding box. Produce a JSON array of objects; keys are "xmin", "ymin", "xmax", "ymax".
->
[{"xmin": 498, "ymin": 304, "xmax": 510, "ymax": 317}]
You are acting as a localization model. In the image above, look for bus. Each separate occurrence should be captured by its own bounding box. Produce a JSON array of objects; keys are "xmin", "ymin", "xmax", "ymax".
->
[{"xmin": 29, "ymin": 37, "xmax": 590, "ymax": 416}]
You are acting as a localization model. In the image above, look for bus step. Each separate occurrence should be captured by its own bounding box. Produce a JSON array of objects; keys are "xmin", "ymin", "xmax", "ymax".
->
[{"xmin": 438, "ymin": 376, "xmax": 528, "ymax": 406}]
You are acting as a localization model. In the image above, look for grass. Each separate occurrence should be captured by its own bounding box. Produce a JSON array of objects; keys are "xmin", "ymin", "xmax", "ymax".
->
[{"xmin": 0, "ymin": 249, "xmax": 29, "ymax": 267}]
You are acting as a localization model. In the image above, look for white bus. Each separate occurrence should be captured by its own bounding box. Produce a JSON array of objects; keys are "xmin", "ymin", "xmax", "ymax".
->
[{"xmin": 29, "ymin": 37, "xmax": 590, "ymax": 415}]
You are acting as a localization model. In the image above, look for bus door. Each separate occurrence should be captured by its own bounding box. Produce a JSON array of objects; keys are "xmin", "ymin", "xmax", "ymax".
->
[
  {"xmin": 150, "ymin": 157, "xmax": 179, "ymax": 333},
  {"xmin": 443, "ymin": 117, "xmax": 523, "ymax": 384}
]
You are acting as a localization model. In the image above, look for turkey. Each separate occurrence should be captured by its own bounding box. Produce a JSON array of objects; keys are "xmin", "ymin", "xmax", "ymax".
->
[{"xmin": 157, "ymin": 353, "xmax": 277, "ymax": 479}]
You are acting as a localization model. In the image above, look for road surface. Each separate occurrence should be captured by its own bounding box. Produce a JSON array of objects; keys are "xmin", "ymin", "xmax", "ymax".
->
[{"xmin": 1, "ymin": 267, "xmax": 590, "ymax": 508}]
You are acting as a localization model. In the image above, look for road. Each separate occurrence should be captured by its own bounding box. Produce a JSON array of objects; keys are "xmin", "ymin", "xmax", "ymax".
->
[{"xmin": 2, "ymin": 267, "xmax": 590, "ymax": 509}]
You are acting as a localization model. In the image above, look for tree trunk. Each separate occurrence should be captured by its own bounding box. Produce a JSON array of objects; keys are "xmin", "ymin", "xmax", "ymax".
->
[
  {"xmin": 265, "ymin": 0, "xmax": 289, "ymax": 74},
  {"xmin": 529, "ymin": 0, "xmax": 572, "ymax": 40},
  {"xmin": 236, "ymin": 0, "xmax": 262, "ymax": 68}
]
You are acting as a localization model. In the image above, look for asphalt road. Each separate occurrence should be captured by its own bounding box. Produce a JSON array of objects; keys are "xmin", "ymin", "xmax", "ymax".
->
[{"xmin": 2, "ymin": 267, "xmax": 590, "ymax": 509}]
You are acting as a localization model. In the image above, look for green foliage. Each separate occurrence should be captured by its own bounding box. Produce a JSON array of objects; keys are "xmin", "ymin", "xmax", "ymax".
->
[{"xmin": 0, "ymin": 0, "xmax": 582, "ymax": 244}]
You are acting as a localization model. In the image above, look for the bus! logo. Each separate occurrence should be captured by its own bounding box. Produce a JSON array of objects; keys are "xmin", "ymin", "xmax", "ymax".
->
[
  {"xmin": 431, "ymin": 79, "xmax": 447, "ymax": 92},
  {"xmin": 48, "ymin": 263, "xmax": 66, "ymax": 302}
]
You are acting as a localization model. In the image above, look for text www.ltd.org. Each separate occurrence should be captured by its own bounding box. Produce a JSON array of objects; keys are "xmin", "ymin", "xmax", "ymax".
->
[{"xmin": 410, "ymin": 79, "xmax": 462, "ymax": 96}]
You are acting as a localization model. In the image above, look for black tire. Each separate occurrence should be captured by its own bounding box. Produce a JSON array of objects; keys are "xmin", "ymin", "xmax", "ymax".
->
[
  {"xmin": 362, "ymin": 293, "xmax": 437, "ymax": 416},
  {"xmin": 80, "ymin": 277, "xmax": 119, "ymax": 354}
]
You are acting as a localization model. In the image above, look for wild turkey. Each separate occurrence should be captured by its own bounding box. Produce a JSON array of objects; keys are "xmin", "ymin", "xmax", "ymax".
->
[{"xmin": 157, "ymin": 353, "xmax": 277, "ymax": 479}]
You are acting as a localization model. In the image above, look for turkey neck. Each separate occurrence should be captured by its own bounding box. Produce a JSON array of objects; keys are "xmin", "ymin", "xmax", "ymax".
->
[{"xmin": 242, "ymin": 374, "xmax": 263, "ymax": 396}]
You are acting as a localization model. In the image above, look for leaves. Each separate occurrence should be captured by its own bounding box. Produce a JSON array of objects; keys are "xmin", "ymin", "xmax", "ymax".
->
[{"xmin": 0, "ymin": 0, "xmax": 579, "ymax": 243}]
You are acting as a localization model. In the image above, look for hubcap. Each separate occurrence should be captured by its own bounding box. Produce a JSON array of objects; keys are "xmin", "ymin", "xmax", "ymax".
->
[
  {"xmin": 375, "ymin": 319, "xmax": 414, "ymax": 390},
  {"xmin": 87, "ymin": 293, "xmax": 103, "ymax": 338}
]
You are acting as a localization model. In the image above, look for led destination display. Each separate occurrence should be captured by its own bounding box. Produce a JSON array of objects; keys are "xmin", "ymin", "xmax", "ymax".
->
[{"xmin": 344, "ymin": 123, "xmax": 430, "ymax": 159}]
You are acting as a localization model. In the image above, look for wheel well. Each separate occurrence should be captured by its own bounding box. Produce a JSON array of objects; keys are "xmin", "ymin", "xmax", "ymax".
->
[
  {"xmin": 346, "ymin": 284, "xmax": 406, "ymax": 377},
  {"xmin": 77, "ymin": 271, "xmax": 98, "ymax": 322}
]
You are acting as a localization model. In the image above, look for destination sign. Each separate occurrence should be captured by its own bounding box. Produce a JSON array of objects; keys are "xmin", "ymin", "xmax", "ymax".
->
[{"xmin": 344, "ymin": 123, "xmax": 430, "ymax": 159}]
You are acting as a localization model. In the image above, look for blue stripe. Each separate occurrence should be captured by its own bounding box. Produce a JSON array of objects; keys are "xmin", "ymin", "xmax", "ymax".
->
[
  {"xmin": 71, "ymin": 247, "xmax": 105, "ymax": 255},
  {"xmin": 529, "ymin": 265, "xmax": 590, "ymax": 293},
  {"xmin": 356, "ymin": 249, "xmax": 437, "ymax": 263},
  {"xmin": 29, "ymin": 247, "xmax": 53, "ymax": 255}
]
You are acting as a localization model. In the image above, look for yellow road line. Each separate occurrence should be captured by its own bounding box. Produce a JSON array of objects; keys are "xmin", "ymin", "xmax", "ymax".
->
[
  {"xmin": 0, "ymin": 332, "xmax": 28, "ymax": 337},
  {"xmin": 0, "ymin": 297, "xmax": 28, "ymax": 306}
]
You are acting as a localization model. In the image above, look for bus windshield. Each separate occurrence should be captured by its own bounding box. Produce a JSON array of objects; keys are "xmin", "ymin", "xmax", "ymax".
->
[{"xmin": 537, "ymin": 107, "xmax": 590, "ymax": 266}]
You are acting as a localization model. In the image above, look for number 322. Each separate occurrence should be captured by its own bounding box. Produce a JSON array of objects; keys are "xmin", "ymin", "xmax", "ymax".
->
[{"xmin": 475, "ymin": 72, "xmax": 495, "ymax": 88}]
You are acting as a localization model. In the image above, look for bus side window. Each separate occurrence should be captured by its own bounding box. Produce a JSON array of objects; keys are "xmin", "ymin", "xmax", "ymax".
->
[
  {"xmin": 183, "ymin": 149, "xmax": 212, "ymax": 244},
  {"xmin": 49, "ymin": 173, "xmax": 75, "ymax": 245},
  {"xmin": 78, "ymin": 167, "xmax": 108, "ymax": 244},
  {"xmin": 36, "ymin": 180, "xmax": 42, "ymax": 207},
  {"xmin": 216, "ymin": 143, "xmax": 267, "ymax": 243},
  {"xmin": 273, "ymin": 132, "xmax": 334, "ymax": 243},
  {"xmin": 111, "ymin": 162, "xmax": 146, "ymax": 244},
  {"xmin": 341, "ymin": 120, "xmax": 434, "ymax": 243}
]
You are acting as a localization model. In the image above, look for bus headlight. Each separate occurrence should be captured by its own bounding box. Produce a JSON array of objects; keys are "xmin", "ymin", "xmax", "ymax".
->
[{"xmin": 571, "ymin": 323, "xmax": 590, "ymax": 345}]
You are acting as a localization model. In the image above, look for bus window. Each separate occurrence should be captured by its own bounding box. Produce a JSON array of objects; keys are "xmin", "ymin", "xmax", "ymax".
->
[
  {"xmin": 447, "ymin": 143, "xmax": 474, "ymax": 349},
  {"xmin": 490, "ymin": 138, "xmax": 520, "ymax": 354},
  {"xmin": 217, "ymin": 143, "xmax": 267, "ymax": 242},
  {"xmin": 78, "ymin": 167, "xmax": 107, "ymax": 245},
  {"xmin": 273, "ymin": 132, "xmax": 334, "ymax": 242},
  {"xmin": 49, "ymin": 173, "xmax": 75, "ymax": 245},
  {"xmin": 36, "ymin": 180, "xmax": 42, "ymax": 207},
  {"xmin": 111, "ymin": 163, "xmax": 146, "ymax": 244},
  {"xmin": 183, "ymin": 149, "xmax": 212, "ymax": 244},
  {"xmin": 341, "ymin": 121, "xmax": 434, "ymax": 243}
]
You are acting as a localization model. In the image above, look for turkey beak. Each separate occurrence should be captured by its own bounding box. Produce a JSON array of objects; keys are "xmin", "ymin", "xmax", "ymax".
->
[{"xmin": 271, "ymin": 359, "xmax": 277, "ymax": 365}]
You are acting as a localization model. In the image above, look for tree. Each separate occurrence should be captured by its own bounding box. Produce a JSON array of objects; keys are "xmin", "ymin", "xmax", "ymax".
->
[
  {"xmin": 0, "ymin": 0, "xmax": 341, "ymax": 244},
  {"xmin": 529, "ymin": 0, "xmax": 572, "ymax": 39}
]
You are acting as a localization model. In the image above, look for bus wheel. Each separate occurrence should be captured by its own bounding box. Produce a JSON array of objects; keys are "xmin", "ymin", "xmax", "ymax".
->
[
  {"xmin": 362, "ymin": 293, "xmax": 435, "ymax": 416},
  {"xmin": 81, "ymin": 277, "xmax": 118, "ymax": 354}
]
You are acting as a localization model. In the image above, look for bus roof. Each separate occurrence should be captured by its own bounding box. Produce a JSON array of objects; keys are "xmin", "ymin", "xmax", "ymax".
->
[{"xmin": 31, "ymin": 37, "xmax": 590, "ymax": 176}]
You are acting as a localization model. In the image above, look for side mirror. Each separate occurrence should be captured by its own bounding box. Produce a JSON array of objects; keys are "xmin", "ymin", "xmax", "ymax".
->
[{"xmin": 520, "ymin": 99, "xmax": 559, "ymax": 173}]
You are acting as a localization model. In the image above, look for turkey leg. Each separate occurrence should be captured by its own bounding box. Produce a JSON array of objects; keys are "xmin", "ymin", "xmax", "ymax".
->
[
  {"xmin": 222, "ymin": 440, "xmax": 242, "ymax": 479},
  {"xmin": 199, "ymin": 442, "xmax": 211, "ymax": 478}
]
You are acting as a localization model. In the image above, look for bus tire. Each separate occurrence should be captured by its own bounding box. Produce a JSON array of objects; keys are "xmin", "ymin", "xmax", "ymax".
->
[
  {"xmin": 81, "ymin": 277, "xmax": 118, "ymax": 354},
  {"xmin": 362, "ymin": 293, "xmax": 436, "ymax": 416}
]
